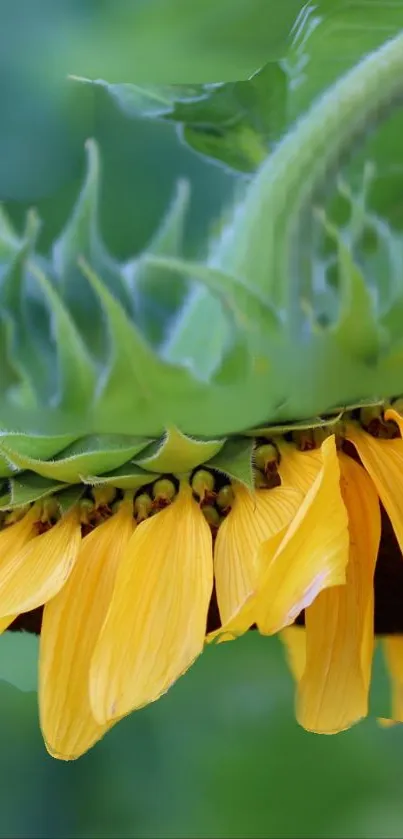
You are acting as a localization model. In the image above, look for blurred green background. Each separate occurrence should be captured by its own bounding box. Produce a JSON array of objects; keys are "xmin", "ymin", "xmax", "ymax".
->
[{"xmin": 2, "ymin": 1, "xmax": 403, "ymax": 837}]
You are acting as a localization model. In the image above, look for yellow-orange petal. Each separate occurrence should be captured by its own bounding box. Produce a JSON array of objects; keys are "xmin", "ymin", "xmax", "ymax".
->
[
  {"xmin": 39, "ymin": 501, "xmax": 135, "ymax": 760},
  {"xmin": 214, "ymin": 484, "xmax": 302, "ymax": 625},
  {"xmin": 346, "ymin": 420, "xmax": 403, "ymax": 553},
  {"xmin": 0, "ymin": 507, "xmax": 82, "ymax": 617},
  {"xmin": 255, "ymin": 435, "xmax": 349, "ymax": 634},
  {"xmin": 281, "ymin": 625, "xmax": 306, "ymax": 682},
  {"xmin": 381, "ymin": 636, "xmax": 403, "ymax": 724},
  {"xmin": 296, "ymin": 453, "xmax": 380, "ymax": 733},
  {"xmin": 278, "ymin": 442, "xmax": 322, "ymax": 493},
  {"xmin": 90, "ymin": 485, "xmax": 213, "ymax": 724},
  {"xmin": 212, "ymin": 435, "xmax": 349, "ymax": 640}
]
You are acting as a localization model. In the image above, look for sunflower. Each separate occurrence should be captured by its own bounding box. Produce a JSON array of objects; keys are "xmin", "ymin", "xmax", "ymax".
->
[
  {"xmin": 211, "ymin": 407, "xmax": 403, "ymax": 734},
  {"xmin": 1, "ymin": 31, "xmax": 403, "ymax": 760}
]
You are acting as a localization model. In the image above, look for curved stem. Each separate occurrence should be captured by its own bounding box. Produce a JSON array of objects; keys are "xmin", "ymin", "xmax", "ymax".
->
[{"xmin": 215, "ymin": 30, "xmax": 403, "ymax": 319}]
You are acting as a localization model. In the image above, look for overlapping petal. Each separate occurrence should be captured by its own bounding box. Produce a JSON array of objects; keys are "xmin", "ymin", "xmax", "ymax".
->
[
  {"xmin": 39, "ymin": 500, "xmax": 135, "ymax": 760},
  {"xmin": 255, "ymin": 435, "xmax": 349, "ymax": 634},
  {"xmin": 296, "ymin": 453, "xmax": 380, "ymax": 733},
  {"xmin": 211, "ymin": 435, "xmax": 349, "ymax": 639},
  {"xmin": 214, "ymin": 484, "xmax": 302, "ymax": 625},
  {"xmin": 278, "ymin": 443, "xmax": 322, "ymax": 493},
  {"xmin": 0, "ymin": 508, "xmax": 81, "ymax": 617},
  {"xmin": 90, "ymin": 485, "xmax": 213, "ymax": 724}
]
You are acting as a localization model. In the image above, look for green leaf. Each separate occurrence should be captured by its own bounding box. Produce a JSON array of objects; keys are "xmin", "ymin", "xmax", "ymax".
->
[
  {"xmin": 72, "ymin": 79, "xmax": 201, "ymax": 119},
  {"xmin": 77, "ymin": 63, "xmax": 287, "ymax": 173},
  {"xmin": 207, "ymin": 437, "xmax": 255, "ymax": 488},
  {"xmin": 135, "ymin": 428, "xmax": 224, "ymax": 474},
  {"xmin": 0, "ymin": 435, "xmax": 151, "ymax": 484}
]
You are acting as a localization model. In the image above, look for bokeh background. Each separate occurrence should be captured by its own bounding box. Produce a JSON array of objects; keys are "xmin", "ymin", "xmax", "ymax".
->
[{"xmin": 2, "ymin": 1, "xmax": 403, "ymax": 836}]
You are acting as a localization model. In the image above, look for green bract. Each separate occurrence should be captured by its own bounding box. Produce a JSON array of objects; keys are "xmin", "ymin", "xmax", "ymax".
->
[{"xmin": 1, "ymin": 32, "xmax": 403, "ymax": 499}]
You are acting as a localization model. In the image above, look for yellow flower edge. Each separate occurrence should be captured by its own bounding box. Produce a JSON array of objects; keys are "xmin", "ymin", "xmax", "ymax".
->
[{"xmin": 1, "ymin": 401, "xmax": 403, "ymax": 759}]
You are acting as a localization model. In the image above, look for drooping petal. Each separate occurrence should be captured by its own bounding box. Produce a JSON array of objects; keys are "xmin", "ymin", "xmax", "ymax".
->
[
  {"xmin": 296, "ymin": 453, "xmax": 380, "ymax": 733},
  {"xmin": 0, "ymin": 508, "xmax": 82, "ymax": 617},
  {"xmin": 214, "ymin": 485, "xmax": 302, "ymax": 625},
  {"xmin": 278, "ymin": 443, "xmax": 322, "ymax": 493},
  {"xmin": 39, "ymin": 501, "xmax": 135, "ymax": 760},
  {"xmin": 255, "ymin": 435, "xmax": 349, "ymax": 634},
  {"xmin": 381, "ymin": 636, "xmax": 403, "ymax": 723},
  {"xmin": 346, "ymin": 420, "xmax": 403, "ymax": 553},
  {"xmin": 212, "ymin": 435, "xmax": 349, "ymax": 639},
  {"xmin": 91, "ymin": 485, "xmax": 213, "ymax": 724},
  {"xmin": 281, "ymin": 625, "xmax": 306, "ymax": 681}
]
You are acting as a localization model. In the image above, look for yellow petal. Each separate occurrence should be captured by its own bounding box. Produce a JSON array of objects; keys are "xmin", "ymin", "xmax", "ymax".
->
[
  {"xmin": 346, "ymin": 420, "xmax": 403, "ymax": 553},
  {"xmin": 0, "ymin": 505, "xmax": 39, "ymax": 556},
  {"xmin": 91, "ymin": 485, "xmax": 213, "ymax": 724},
  {"xmin": 255, "ymin": 435, "xmax": 349, "ymax": 634},
  {"xmin": 278, "ymin": 442, "xmax": 322, "ymax": 493},
  {"xmin": 214, "ymin": 485, "xmax": 302, "ymax": 625},
  {"xmin": 382, "ymin": 636, "xmax": 403, "ymax": 724},
  {"xmin": 39, "ymin": 501, "xmax": 135, "ymax": 760},
  {"xmin": 0, "ymin": 615, "xmax": 16, "ymax": 633},
  {"xmin": 296, "ymin": 453, "xmax": 379, "ymax": 733},
  {"xmin": 281, "ymin": 625, "xmax": 306, "ymax": 682},
  {"xmin": 211, "ymin": 435, "xmax": 348, "ymax": 640},
  {"xmin": 0, "ymin": 508, "xmax": 82, "ymax": 617}
]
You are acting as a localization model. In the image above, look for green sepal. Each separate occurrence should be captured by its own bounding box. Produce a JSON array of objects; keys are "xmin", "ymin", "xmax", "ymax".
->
[
  {"xmin": 5, "ymin": 473, "xmax": 66, "ymax": 509},
  {"xmin": 52, "ymin": 140, "xmax": 133, "ymax": 358},
  {"xmin": 55, "ymin": 485, "xmax": 85, "ymax": 515},
  {"xmin": 317, "ymin": 212, "xmax": 386, "ymax": 364},
  {"xmin": 0, "ymin": 213, "xmax": 48, "ymax": 406},
  {"xmin": 84, "ymin": 463, "xmax": 153, "ymax": 490},
  {"xmin": 0, "ymin": 457, "xmax": 16, "ymax": 479},
  {"xmin": 0, "ymin": 432, "xmax": 78, "ymax": 459},
  {"xmin": 135, "ymin": 427, "xmax": 224, "ymax": 474},
  {"xmin": 0, "ymin": 434, "xmax": 150, "ymax": 484},
  {"xmin": 246, "ymin": 413, "xmax": 343, "ymax": 438},
  {"xmin": 80, "ymin": 259, "xmax": 205, "ymax": 436},
  {"xmin": 129, "ymin": 180, "xmax": 190, "ymax": 346},
  {"xmin": 144, "ymin": 254, "xmax": 277, "ymax": 333},
  {"xmin": 207, "ymin": 437, "xmax": 255, "ymax": 489},
  {"xmin": 29, "ymin": 263, "xmax": 97, "ymax": 411}
]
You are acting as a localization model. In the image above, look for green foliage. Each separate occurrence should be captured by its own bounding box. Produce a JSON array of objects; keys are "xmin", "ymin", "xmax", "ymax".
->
[
  {"xmin": 4, "ymin": 25, "xmax": 403, "ymax": 442},
  {"xmin": 75, "ymin": 63, "xmax": 287, "ymax": 172}
]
